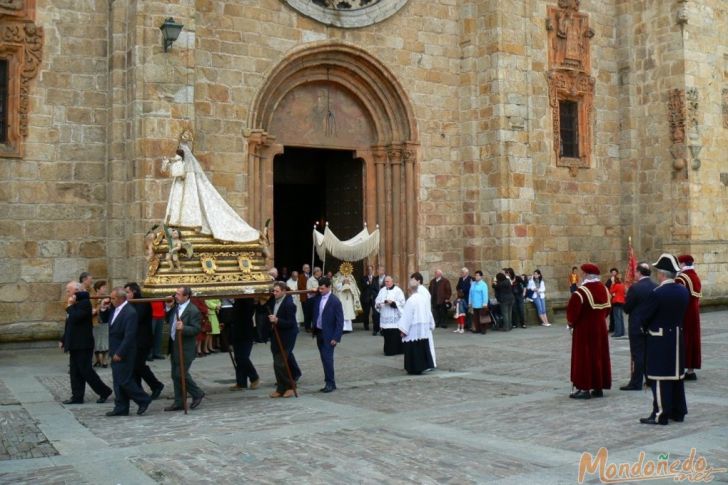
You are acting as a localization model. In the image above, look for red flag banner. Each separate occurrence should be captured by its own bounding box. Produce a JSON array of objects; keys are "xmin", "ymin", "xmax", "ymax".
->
[{"xmin": 625, "ymin": 237, "xmax": 637, "ymax": 287}]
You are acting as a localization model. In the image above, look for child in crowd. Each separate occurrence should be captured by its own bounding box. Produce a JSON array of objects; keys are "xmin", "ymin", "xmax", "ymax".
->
[
  {"xmin": 453, "ymin": 290, "xmax": 467, "ymax": 334},
  {"xmin": 569, "ymin": 266, "xmax": 579, "ymax": 293}
]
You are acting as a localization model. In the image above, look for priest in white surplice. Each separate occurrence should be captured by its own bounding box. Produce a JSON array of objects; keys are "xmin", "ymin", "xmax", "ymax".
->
[
  {"xmin": 398, "ymin": 272, "xmax": 436, "ymax": 374},
  {"xmin": 374, "ymin": 276, "xmax": 406, "ymax": 356},
  {"xmin": 333, "ymin": 264, "xmax": 362, "ymax": 332}
]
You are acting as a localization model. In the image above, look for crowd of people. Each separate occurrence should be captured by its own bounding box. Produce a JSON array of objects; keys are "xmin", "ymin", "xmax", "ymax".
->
[{"xmin": 60, "ymin": 252, "xmax": 703, "ymax": 425}]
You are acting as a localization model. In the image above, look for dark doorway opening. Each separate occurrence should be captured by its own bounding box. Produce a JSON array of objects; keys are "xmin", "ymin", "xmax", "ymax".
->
[{"xmin": 273, "ymin": 146, "xmax": 364, "ymax": 280}]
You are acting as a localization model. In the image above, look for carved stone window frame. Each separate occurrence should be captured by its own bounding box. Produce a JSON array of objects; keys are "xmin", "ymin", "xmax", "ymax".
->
[
  {"xmin": 0, "ymin": 0, "xmax": 42, "ymax": 158},
  {"xmin": 280, "ymin": 0, "xmax": 409, "ymax": 29},
  {"xmin": 546, "ymin": 0, "xmax": 595, "ymax": 176},
  {"xmin": 548, "ymin": 70, "xmax": 594, "ymax": 175}
]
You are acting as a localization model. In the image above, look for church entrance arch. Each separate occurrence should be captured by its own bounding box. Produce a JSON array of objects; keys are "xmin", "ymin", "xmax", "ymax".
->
[{"xmin": 246, "ymin": 42, "xmax": 419, "ymax": 282}]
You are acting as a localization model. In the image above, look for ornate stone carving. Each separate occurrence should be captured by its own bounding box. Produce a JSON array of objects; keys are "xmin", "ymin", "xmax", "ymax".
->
[
  {"xmin": 667, "ymin": 88, "xmax": 687, "ymax": 170},
  {"xmin": 281, "ymin": 0, "xmax": 409, "ymax": 28},
  {"xmin": 0, "ymin": 9, "xmax": 43, "ymax": 157},
  {"xmin": 546, "ymin": 1, "xmax": 594, "ymax": 72},
  {"xmin": 0, "ymin": 1, "xmax": 24, "ymax": 11},
  {"xmin": 546, "ymin": 1, "xmax": 594, "ymax": 176}
]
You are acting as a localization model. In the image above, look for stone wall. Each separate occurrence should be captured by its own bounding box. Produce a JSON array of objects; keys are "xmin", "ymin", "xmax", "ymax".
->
[{"xmin": 0, "ymin": 0, "xmax": 109, "ymax": 341}]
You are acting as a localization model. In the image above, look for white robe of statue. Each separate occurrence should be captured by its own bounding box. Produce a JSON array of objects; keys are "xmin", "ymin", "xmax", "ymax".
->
[
  {"xmin": 163, "ymin": 142, "xmax": 260, "ymax": 243},
  {"xmin": 333, "ymin": 272, "xmax": 361, "ymax": 331}
]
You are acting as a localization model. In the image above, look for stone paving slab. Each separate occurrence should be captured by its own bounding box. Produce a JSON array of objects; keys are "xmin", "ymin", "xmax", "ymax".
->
[
  {"xmin": 0, "ymin": 379, "xmax": 19, "ymax": 406},
  {"xmin": 0, "ymin": 408, "xmax": 58, "ymax": 460},
  {"xmin": 1, "ymin": 310, "xmax": 726, "ymax": 484},
  {"xmin": 0, "ymin": 464, "xmax": 87, "ymax": 484}
]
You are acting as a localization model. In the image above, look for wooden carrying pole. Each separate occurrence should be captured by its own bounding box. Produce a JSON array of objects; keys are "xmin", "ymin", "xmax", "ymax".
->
[
  {"xmin": 267, "ymin": 307, "xmax": 298, "ymax": 398},
  {"xmin": 175, "ymin": 305, "xmax": 188, "ymax": 415}
]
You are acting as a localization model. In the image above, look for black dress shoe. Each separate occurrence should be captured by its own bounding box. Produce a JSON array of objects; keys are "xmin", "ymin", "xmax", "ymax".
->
[
  {"xmin": 164, "ymin": 404, "xmax": 183, "ymax": 412},
  {"xmin": 190, "ymin": 393, "xmax": 205, "ymax": 410},
  {"xmin": 639, "ymin": 417, "xmax": 667, "ymax": 425},
  {"xmin": 62, "ymin": 398, "xmax": 83, "ymax": 405},
  {"xmin": 620, "ymin": 384, "xmax": 641, "ymax": 391},
  {"xmin": 684, "ymin": 372, "xmax": 697, "ymax": 381},
  {"xmin": 137, "ymin": 400, "xmax": 150, "ymax": 416},
  {"xmin": 590, "ymin": 389, "xmax": 604, "ymax": 398},
  {"xmin": 96, "ymin": 391, "xmax": 112, "ymax": 404},
  {"xmin": 319, "ymin": 386, "xmax": 335, "ymax": 393},
  {"xmin": 106, "ymin": 410, "xmax": 129, "ymax": 417},
  {"xmin": 671, "ymin": 415, "xmax": 685, "ymax": 422},
  {"xmin": 569, "ymin": 390, "xmax": 591, "ymax": 400},
  {"xmin": 150, "ymin": 384, "xmax": 164, "ymax": 400}
]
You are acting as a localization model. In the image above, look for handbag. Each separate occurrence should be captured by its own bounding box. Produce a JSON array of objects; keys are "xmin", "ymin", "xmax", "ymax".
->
[{"xmin": 479, "ymin": 308, "xmax": 492, "ymax": 326}]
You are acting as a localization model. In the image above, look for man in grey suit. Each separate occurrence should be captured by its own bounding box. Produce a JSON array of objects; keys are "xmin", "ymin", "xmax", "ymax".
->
[
  {"xmin": 103, "ymin": 287, "xmax": 151, "ymax": 416},
  {"xmin": 164, "ymin": 286, "xmax": 205, "ymax": 411}
]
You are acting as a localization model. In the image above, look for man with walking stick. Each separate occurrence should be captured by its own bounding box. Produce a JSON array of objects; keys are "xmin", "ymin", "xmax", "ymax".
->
[
  {"xmin": 164, "ymin": 286, "xmax": 205, "ymax": 412},
  {"xmin": 266, "ymin": 282, "xmax": 299, "ymax": 398}
]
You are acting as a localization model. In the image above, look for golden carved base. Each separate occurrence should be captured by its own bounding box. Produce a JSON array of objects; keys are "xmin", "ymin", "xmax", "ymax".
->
[{"xmin": 141, "ymin": 227, "xmax": 272, "ymax": 298}]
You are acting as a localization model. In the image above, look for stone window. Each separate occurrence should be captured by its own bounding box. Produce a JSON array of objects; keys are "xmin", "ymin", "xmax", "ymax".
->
[
  {"xmin": 0, "ymin": 58, "xmax": 7, "ymax": 143},
  {"xmin": 559, "ymin": 99, "xmax": 579, "ymax": 158}
]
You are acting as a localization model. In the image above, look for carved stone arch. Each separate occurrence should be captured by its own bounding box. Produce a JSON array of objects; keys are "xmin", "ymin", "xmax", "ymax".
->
[{"xmin": 246, "ymin": 42, "xmax": 419, "ymax": 281}]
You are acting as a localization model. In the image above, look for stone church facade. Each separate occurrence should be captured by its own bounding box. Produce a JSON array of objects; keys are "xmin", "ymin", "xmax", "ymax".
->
[{"xmin": 1, "ymin": 0, "xmax": 727, "ymax": 341}]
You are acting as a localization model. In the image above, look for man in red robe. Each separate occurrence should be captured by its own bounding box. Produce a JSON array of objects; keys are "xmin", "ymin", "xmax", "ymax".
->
[
  {"xmin": 676, "ymin": 254, "xmax": 701, "ymax": 380},
  {"xmin": 567, "ymin": 263, "xmax": 612, "ymax": 399}
]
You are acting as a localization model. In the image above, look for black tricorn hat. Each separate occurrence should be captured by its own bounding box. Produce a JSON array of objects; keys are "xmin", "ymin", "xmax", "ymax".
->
[{"xmin": 652, "ymin": 253, "xmax": 680, "ymax": 273}]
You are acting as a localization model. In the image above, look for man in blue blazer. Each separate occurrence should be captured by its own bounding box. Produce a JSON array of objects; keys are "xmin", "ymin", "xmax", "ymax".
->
[
  {"xmin": 311, "ymin": 276, "xmax": 344, "ymax": 393},
  {"xmin": 103, "ymin": 287, "xmax": 151, "ymax": 416},
  {"xmin": 621, "ymin": 262, "xmax": 658, "ymax": 390}
]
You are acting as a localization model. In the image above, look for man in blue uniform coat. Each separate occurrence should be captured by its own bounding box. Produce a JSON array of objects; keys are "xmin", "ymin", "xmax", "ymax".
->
[{"xmin": 639, "ymin": 254, "xmax": 690, "ymax": 425}]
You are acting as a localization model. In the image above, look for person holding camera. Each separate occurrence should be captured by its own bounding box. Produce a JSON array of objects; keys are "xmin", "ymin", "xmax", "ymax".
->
[{"xmin": 374, "ymin": 276, "xmax": 406, "ymax": 355}]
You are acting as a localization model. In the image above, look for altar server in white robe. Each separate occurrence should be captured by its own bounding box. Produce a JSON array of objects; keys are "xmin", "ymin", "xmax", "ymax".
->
[
  {"xmin": 286, "ymin": 271, "xmax": 304, "ymax": 324},
  {"xmin": 398, "ymin": 272, "xmax": 437, "ymax": 374},
  {"xmin": 375, "ymin": 276, "xmax": 406, "ymax": 356}
]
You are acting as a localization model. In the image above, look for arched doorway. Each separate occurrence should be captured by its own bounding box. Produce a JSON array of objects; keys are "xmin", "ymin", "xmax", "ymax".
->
[{"xmin": 245, "ymin": 42, "xmax": 418, "ymax": 283}]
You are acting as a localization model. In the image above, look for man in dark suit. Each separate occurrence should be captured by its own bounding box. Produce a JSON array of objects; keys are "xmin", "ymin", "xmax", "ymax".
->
[
  {"xmin": 103, "ymin": 287, "xmax": 151, "ymax": 416},
  {"xmin": 164, "ymin": 286, "xmax": 205, "ymax": 411},
  {"xmin": 228, "ymin": 298, "xmax": 260, "ymax": 390},
  {"xmin": 360, "ymin": 265, "xmax": 379, "ymax": 333},
  {"xmin": 621, "ymin": 262, "xmax": 657, "ymax": 390},
  {"xmin": 429, "ymin": 269, "xmax": 452, "ymax": 328},
  {"xmin": 456, "ymin": 268, "xmax": 473, "ymax": 331},
  {"xmin": 124, "ymin": 282, "xmax": 164, "ymax": 400},
  {"xmin": 266, "ymin": 282, "xmax": 299, "ymax": 398},
  {"xmin": 60, "ymin": 281, "xmax": 112, "ymax": 405},
  {"xmin": 311, "ymin": 276, "xmax": 344, "ymax": 393},
  {"xmin": 639, "ymin": 254, "xmax": 690, "ymax": 425}
]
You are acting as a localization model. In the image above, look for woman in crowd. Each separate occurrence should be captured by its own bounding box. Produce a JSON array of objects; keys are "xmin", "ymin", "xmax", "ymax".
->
[
  {"xmin": 609, "ymin": 276, "xmax": 626, "ymax": 337},
  {"xmin": 205, "ymin": 299, "xmax": 221, "ymax": 353},
  {"xmin": 493, "ymin": 272, "xmax": 515, "ymax": 331},
  {"xmin": 527, "ymin": 269, "xmax": 551, "ymax": 326},
  {"xmin": 92, "ymin": 280, "xmax": 109, "ymax": 368},
  {"xmin": 469, "ymin": 270, "xmax": 489, "ymax": 334},
  {"xmin": 510, "ymin": 269, "xmax": 527, "ymax": 329}
]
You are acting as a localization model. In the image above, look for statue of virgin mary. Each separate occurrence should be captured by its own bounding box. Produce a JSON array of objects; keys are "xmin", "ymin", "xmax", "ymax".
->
[{"xmin": 162, "ymin": 134, "xmax": 260, "ymax": 243}]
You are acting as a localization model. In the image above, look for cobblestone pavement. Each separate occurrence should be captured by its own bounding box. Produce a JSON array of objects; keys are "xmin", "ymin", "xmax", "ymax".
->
[{"xmin": 0, "ymin": 311, "xmax": 726, "ymax": 484}]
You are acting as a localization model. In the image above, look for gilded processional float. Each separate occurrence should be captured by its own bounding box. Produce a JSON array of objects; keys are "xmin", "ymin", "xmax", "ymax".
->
[{"xmin": 142, "ymin": 130, "xmax": 271, "ymax": 297}]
